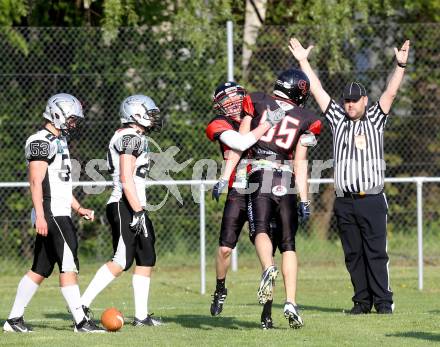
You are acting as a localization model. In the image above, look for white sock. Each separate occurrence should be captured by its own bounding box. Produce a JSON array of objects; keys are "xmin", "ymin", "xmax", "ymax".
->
[
  {"xmin": 132, "ymin": 274, "xmax": 150, "ymax": 320},
  {"xmin": 8, "ymin": 275, "xmax": 39, "ymax": 319},
  {"xmin": 61, "ymin": 284, "xmax": 85, "ymax": 324},
  {"xmin": 81, "ymin": 264, "xmax": 116, "ymax": 308}
]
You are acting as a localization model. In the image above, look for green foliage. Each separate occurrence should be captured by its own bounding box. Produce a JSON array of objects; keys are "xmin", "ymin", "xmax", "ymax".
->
[
  {"xmin": 267, "ymin": 0, "xmax": 394, "ymax": 73},
  {"xmin": 0, "ymin": 0, "xmax": 28, "ymax": 54}
]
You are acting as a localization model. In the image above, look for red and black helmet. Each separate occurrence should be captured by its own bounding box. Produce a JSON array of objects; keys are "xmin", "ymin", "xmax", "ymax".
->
[
  {"xmin": 274, "ymin": 69, "xmax": 310, "ymax": 107},
  {"xmin": 212, "ymin": 81, "xmax": 247, "ymax": 121}
]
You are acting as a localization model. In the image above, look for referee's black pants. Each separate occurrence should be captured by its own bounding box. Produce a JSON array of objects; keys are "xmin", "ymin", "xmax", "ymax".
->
[{"xmin": 334, "ymin": 193, "xmax": 393, "ymax": 309}]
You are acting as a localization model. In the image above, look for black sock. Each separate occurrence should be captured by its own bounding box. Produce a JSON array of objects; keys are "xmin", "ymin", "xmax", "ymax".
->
[
  {"xmin": 262, "ymin": 299, "xmax": 273, "ymax": 317},
  {"xmin": 216, "ymin": 278, "xmax": 226, "ymax": 291}
]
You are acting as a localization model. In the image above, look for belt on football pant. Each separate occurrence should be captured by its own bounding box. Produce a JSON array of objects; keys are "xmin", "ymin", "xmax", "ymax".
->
[{"xmin": 249, "ymin": 159, "xmax": 293, "ymax": 175}]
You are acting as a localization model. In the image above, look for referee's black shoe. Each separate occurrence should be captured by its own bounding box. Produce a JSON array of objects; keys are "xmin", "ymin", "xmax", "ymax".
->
[
  {"xmin": 376, "ymin": 303, "xmax": 393, "ymax": 314},
  {"xmin": 210, "ymin": 288, "xmax": 228, "ymax": 316},
  {"xmin": 347, "ymin": 302, "xmax": 371, "ymax": 315}
]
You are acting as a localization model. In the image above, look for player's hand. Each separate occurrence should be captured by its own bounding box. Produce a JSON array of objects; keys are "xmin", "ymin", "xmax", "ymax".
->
[
  {"xmin": 130, "ymin": 210, "xmax": 149, "ymax": 237},
  {"xmin": 265, "ymin": 106, "xmax": 285, "ymax": 127},
  {"xmin": 78, "ymin": 207, "xmax": 95, "ymax": 221},
  {"xmin": 212, "ymin": 179, "xmax": 228, "ymax": 202},
  {"xmin": 289, "ymin": 38, "xmax": 314, "ymax": 62},
  {"xmin": 394, "ymin": 40, "xmax": 410, "ymax": 65},
  {"xmin": 298, "ymin": 201, "xmax": 311, "ymax": 223},
  {"xmin": 35, "ymin": 215, "xmax": 48, "ymax": 237}
]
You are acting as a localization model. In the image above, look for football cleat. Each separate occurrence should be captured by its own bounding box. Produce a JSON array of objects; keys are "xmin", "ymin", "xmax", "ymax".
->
[
  {"xmin": 3, "ymin": 316, "xmax": 33, "ymax": 333},
  {"xmin": 261, "ymin": 299, "xmax": 273, "ymax": 329},
  {"xmin": 74, "ymin": 318, "xmax": 106, "ymax": 333},
  {"xmin": 133, "ymin": 314, "xmax": 163, "ymax": 327},
  {"xmin": 210, "ymin": 288, "xmax": 228, "ymax": 316},
  {"xmin": 82, "ymin": 305, "xmax": 93, "ymax": 320},
  {"xmin": 283, "ymin": 302, "xmax": 304, "ymax": 329},
  {"xmin": 257, "ymin": 265, "xmax": 278, "ymax": 305},
  {"xmin": 261, "ymin": 315, "xmax": 274, "ymax": 330}
]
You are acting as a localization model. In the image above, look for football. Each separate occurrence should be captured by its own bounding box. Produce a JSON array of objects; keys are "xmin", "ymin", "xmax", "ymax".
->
[{"xmin": 101, "ymin": 307, "xmax": 124, "ymax": 332}]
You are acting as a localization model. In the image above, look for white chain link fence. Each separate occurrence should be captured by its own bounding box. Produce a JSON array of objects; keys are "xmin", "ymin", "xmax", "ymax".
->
[{"xmin": 0, "ymin": 24, "xmax": 439, "ymax": 288}]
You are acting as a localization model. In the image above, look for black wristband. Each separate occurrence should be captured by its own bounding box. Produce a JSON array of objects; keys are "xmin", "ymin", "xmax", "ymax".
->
[{"xmin": 397, "ymin": 62, "xmax": 407, "ymax": 68}]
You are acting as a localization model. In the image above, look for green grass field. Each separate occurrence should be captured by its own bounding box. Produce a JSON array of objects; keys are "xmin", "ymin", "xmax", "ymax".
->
[{"xmin": 1, "ymin": 261, "xmax": 439, "ymax": 347}]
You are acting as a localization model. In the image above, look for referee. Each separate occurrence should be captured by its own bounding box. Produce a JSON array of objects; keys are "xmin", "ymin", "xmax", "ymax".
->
[{"xmin": 289, "ymin": 38, "xmax": 410, "ymax": 314}]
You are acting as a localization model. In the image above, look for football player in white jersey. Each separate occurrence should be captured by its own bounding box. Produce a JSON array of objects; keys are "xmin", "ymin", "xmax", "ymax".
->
[
  {"xmin": 80, "ymin": 94, "xmax": 163, "ymax": 327},
  {"xmin": 3, "ymin": 93, "xmax": 103, "ymax": 333}
]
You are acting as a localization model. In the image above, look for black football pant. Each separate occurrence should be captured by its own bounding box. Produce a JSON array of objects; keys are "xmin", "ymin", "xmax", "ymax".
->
[{"xmin": 334, "ymin": 193, "xmax": 393, "ymax": 309}]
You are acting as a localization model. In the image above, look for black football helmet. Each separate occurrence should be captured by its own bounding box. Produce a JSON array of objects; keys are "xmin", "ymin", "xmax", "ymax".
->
[
  {"xmin": 273, "ymin": 69, "xmax": 310, "ymax": 107},
  {"xmin": 212, "ymin": 81, "xmax": 247, "ymax": 122}
]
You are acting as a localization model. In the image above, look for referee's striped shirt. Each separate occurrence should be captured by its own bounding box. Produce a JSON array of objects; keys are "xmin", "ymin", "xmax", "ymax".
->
[{"xmin": 324, "ymin": 100, "xmax": 388, "ymax": 194}]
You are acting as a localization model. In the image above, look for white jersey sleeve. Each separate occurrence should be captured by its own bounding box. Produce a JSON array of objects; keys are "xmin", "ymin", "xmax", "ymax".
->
[
  {"xmin": 107, "ymin": 127, "xmax": 149, "ymax": 208},
  {"xmin": 25, "ymin": 129, "xmax": 73, "ymax": 217}
]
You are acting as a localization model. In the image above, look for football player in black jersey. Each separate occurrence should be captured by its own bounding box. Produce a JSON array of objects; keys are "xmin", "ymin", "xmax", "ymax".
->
[
  {"xmin": 243, "ymin": 69, "xmax": 322, "ymax": 328},
  {"xmin": 206, "ymin": 82, "xmax": 286, "ymax": 322}
]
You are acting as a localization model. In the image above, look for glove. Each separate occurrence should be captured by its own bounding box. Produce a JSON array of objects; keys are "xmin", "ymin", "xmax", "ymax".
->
[
  {"xmin": 298, "ymin": 201, "xmax": 311, "ymax": 223},
  {"xmin": 265, "ymin": 106, "xmax": 286, "ymax": 127},
  {"xmin": 212, "ymin": 179, "xmax": 228, "ymax": 202},
  {"xmin": 130, "ymin": 210, "xmax": 148, "ymax": 237}
]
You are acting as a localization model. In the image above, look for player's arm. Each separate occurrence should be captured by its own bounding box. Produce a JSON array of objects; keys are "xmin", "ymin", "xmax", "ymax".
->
[
  {"xmin": 288, "ymin": 38, "xmax": 331, "ymax": 113},
  {"xmin": 379, "ymin": 40, "xmax": 410, "ymax": 114},
  {"xmin": 29, "ymin": 161, "xmax": 49, "ymax": 236},
  {"xmin": 294, "ymin": 142, "xmax": 311, "ymax": 223},
  {"xmin": 120, "ymin": 154, "xmax": 143, "ymax": 212},
  {"xmin": 219, "ymin": 107, "xmax": 284, "ymax": 151},
  {"xmin": 239, "ymin": 115, "xmax": 252, "ymax": 134},
  {"xmin": 294, "ymin": 143, "xmax": 309, "ymax": 202},
  {"xmin": 220, "ymin": 116, "xmax": 250, "ymax": 181},
  {"xmin": 221, "ymin": 150, "xmax": 241, "ymax": 181},
  {"xmin": 71, "ymin": 196, "xmax": 95, "ymax": 221},
  {"xmin": 220, "ymin": 115, "xmax": 252, "ymax": 180}
]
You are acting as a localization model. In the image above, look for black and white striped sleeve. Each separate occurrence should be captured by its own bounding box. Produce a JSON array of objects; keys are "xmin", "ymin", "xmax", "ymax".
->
[
  {"xmin": 323, "ymin": 99, "xmax": 346, "ymax": 131},
  {"xmin": 367, "ymin": 101, "xmax": 388, "ymax": 130}
]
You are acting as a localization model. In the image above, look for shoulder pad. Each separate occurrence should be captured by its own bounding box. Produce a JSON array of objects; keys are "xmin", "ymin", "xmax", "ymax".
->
[
  {"xmin": 25, "ymin": 133, "xmax": 57, "ymax": 162},
  {"xmin": 114, "ymin": 132, "xmax": 144, "ymax": 157}
]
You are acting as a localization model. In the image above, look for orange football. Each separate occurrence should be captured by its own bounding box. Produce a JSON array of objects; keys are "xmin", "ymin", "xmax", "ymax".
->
[{"xmin": 101, "ymin": 307, "xmax": 124, "ymax": 332}]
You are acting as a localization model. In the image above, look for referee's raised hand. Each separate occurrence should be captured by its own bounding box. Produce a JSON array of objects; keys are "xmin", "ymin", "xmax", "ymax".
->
[
  {"xmin": 394, "ymin": 40, "xmax": 410, "ymax": 66},
  {"xmin": 288, "ymin": 38, "xmax": 314, "ymax": 62}
]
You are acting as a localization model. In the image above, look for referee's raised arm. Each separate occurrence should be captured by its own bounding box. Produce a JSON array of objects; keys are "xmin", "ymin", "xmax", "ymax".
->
[
  {"xmin": 379, "ymin": 40, "xmax": 410, "ymax": 114},
  {"xmin": 288, "ymin": 37, "xmax": 331, "ymax": 112}
]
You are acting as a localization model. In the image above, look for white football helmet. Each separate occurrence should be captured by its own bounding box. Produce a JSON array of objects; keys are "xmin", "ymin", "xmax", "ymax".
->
[
  {"xmin": 120, "ymin": 94, "xmax": 162, "ymax": 131},
  {"xmin": 43, "ymin": 93, "xmax": 84, "ymax": 137}
]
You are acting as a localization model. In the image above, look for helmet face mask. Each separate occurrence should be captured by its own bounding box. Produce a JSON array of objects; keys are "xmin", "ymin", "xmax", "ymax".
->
[
  {"xmin": 61, "ymin": 115, "xmax": 83, "ymax": 138},
  {"xmin": 213, "ymin": 81, "xmax": 246, "ymax": 122},
  {"xmin": 274, "ymin": 69, "xmax": 310, "ymax": 107},
  {"xmin": 120, "ymin": 95, "xmax": 162, "ymax": 132},
  {"xmin": 43, "ymin": 93, "xmax": 84, "ymax": 138}
]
